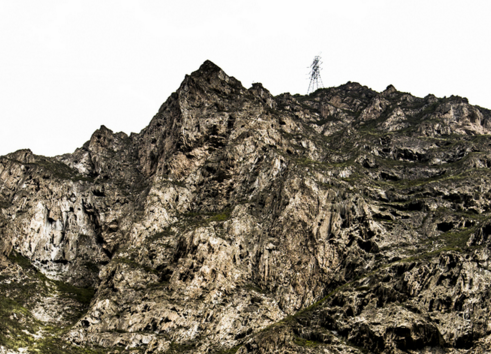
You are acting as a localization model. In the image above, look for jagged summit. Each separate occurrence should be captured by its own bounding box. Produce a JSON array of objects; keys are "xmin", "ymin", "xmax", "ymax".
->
[
  {"xmin": 196, "ymin": 59, "xmax": 222, "ymax": 74},
  {"xmin": 5, "ymin": 148, "xmax": 35, "ymax": 163},
  {"xmin": 177, "ymin": 60, "xmax": 242, "ymax": 94},
  {"xmin": 2, "ymin": 62, "xmax": 491, "ymax": 353},
  {"xmin": 382, "ymin": 84, "xmax": 397, "ymax": 95}
]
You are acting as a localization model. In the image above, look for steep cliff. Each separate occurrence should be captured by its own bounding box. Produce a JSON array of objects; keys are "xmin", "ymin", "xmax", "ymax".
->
[{"xmin": 1, "ymin": 60, "xmax": 491, "ymax": 353}]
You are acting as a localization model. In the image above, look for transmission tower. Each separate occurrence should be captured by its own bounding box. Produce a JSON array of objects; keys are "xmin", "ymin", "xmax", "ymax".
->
[{"xmin": 307, "ymin": 55, "xmax": 324, "ymax": 94}]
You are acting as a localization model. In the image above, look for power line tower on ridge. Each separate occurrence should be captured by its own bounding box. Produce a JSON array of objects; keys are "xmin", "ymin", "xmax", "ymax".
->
[{"xmin": 307, "ymin": 55, "xmax": 324, "ymax": 94}]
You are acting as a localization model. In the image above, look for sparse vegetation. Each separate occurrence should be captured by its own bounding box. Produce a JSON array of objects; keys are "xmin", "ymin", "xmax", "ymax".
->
[
  {"xmin": 166, "ymin": 341, "xmax": 196, "ymax": 353},
  {"xmin": 0, "ymin": 251, "xmax": 102, "ymax": 353},
  {"xmin": 208, "ymin": 209, "xmax": 231, "ymax": 222},
  {"xmin": 26, "ymin": 157, "xmax": 93, "ymax": 182},
  {"xmin": 293, "ymin": 336, "xmax": 323, "ymax": 347}
]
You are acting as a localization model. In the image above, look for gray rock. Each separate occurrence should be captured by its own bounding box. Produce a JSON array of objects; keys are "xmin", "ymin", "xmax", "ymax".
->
[{"xmin": 2, "ymin": 60, "xmax": 491, "ymax": 353}]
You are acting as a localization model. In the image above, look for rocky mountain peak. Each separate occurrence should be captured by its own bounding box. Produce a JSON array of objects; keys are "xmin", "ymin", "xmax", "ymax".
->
[
  {"xmin": 84, "ymin": 125, "xmax": 116, "ymax": 150},
  {"xmin": 195, "ymin": 59, "xmax": 223, "ymax": 76},
  {"xmin": 5, "ymin": 148, "xmax": 35, "ymax": 163},
  {"xmin": 178, "ymin": 60, "xmax": 241, "ymax": 97},
  {"xmin": 2, "ymin": 61, "xmax": 491, "ymax": 353},
  {"xmin": 382, "ymin": 84, "xmax": 397, "ymax": 95}
]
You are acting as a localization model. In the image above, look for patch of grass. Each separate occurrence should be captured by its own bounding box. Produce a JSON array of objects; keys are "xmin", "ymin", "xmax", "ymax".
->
[
  {"xmin": 293, "ymin": 336, "xmax": 323, "ymax": 348},
  {"xmin": 0, "ymin": 253, "xmax": 105, "ymax": 353},
  {"xmin": 7, "ymin": 250, "xmax": 95, "ymax": 305},
  {"xmin": 30, "ymin": 337, "xmax": 106, "ymax": 354},
  {"xmin": 341, "ymin": 172, "xmax": 363, "ymax": 184},
  {"xmin": 178, "ymin": 208, "xmax": 232, "ymax": 228},
  {"xmin": 295, "ymin": 157, "xmax": 320, "ymax": 166},
  {"xmin": 27, "ymin": 157, "xmax": 93, "ymax": 182},
  {"xmin": 8, "ymin": 251, "xmax": 33, "ymax": 270},
  {"xmin": 0, "ymin": 295, "xmax": 98, "ymax": 353},
  {"xmin": 436, "ymin": 227, "xmax": 476, "ymax": 250},
  {"xmin": 166, "ymin": 341, "xmax": 196, "ymax": 353},
  {"xmin": 208, "ymin": 209, "xmax": 231, "ymax": 222},
  {"xmin": 404, "ymin": 227, "xmax": 479, "ymax": 263},
  {"xmin": 401, "ymin": 228, "xmax": 476, "ymax": 263},
  {"xmin": 0, "ymin": 295, "xmax": 40, "ymax": 350}
]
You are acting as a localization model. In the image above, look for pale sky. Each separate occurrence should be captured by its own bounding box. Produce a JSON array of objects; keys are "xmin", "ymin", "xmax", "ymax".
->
[{"xmin": 1, "ymin": 1, "xmax": 490, "ymax": 157}]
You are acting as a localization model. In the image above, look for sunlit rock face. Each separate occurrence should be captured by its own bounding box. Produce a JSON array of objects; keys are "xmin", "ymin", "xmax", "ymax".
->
[{"xmin": 2, "ymin": 60, "xmax": 491, "ymax": 353}]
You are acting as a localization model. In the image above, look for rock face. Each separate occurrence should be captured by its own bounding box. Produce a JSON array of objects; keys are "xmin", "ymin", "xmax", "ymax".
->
[{"xmin": 2, "ymin": 60, "xmax": 491, "ymax": 353}]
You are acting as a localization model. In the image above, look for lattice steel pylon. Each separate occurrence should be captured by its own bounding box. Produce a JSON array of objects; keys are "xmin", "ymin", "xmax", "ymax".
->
[{"xmin": 307, "ymin": 55, "xmax": 324, "ymax": 94}]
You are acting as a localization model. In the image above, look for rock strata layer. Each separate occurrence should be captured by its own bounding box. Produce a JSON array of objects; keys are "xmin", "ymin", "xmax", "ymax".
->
[{"xmin": 1, "ymin": 60, "xmax": 491, "ymax": 353}]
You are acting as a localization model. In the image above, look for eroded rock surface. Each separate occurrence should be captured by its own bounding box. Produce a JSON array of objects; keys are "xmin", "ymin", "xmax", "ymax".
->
[{"xmin": 2, "ymin": 60, "xmax": 491, "ymax": 353}]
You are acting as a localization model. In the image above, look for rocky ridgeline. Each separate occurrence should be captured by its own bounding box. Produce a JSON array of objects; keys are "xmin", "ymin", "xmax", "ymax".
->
[{"xmin": 1, "ymin": 60, "xmax": 491, "ymax": 353}]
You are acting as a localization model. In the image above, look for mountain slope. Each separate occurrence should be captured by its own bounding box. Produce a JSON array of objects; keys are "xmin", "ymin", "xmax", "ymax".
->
[{"xmin": 1, "ymin": 60, "xmax": 491, "ymax": 353}]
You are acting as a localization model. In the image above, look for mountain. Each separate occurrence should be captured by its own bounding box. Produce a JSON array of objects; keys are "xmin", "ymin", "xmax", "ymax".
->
[{"xmin": 1, "ymin": 60, "xmax": 491, "ymax": 353}]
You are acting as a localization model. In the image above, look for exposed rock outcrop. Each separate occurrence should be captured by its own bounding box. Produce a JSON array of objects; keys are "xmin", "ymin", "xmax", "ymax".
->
[{"xmin": 2, "ymin": 60, "xmax": 491, "ymax": 353}]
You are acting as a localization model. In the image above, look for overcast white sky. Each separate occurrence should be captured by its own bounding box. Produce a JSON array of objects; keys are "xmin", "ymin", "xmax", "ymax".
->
[{"xmin": 1, "ymin": 0, "xmax": 490, "ymax": 157}]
